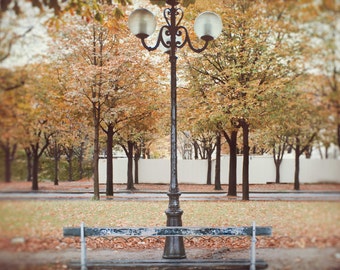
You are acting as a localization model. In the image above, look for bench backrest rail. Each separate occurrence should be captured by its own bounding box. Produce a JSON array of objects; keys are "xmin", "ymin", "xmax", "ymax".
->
[{"xmin": 63, "ymin": 225, "xmax": 272, "ymax": 238}]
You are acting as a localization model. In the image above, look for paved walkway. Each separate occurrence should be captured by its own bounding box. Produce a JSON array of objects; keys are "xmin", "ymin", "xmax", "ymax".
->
[
  {"xmin": 0, "ymin": 190, "xmax": 339, "ymax": 201},
  {"xmin": 0, "ymin": 247, "xmax": 339, "ymax": 270}
]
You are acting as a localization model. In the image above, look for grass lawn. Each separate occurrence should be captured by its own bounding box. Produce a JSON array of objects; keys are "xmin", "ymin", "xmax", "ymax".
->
[{"xmin": 0, "ymin": 200, "xmax": 339, "ymax": 251}]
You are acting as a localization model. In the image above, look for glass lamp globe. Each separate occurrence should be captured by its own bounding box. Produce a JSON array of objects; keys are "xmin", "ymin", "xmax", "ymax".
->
[
  {"xmin": 128, "ymin": 8, "xmax": 157, "ymax": 39},
  {"xmin": 194, "ymin": 11, "xmax": 223, "ymax": 41}
]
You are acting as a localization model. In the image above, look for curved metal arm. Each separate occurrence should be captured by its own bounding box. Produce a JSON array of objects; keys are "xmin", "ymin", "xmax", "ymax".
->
[
  {"xmin": 177, "ymin": 26, "xmax": 210, "ymax": 53},
  {"xmin": 139, "ymin": 5, "xmax": 210, "ymax": 54},
  {"xmin": 140, "ymin": 25, "xmax": 210, "ymax": 53},
  {"xmin": 140, "ymin": 26, "xmax": 169, "ymax": 52},
  {"xmin": 164, "ymin": 7, "xmax": 183, "ymax": 28}
]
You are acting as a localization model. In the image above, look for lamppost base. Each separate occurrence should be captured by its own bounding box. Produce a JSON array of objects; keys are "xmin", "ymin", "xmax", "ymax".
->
[
  {"xmin": 163, "ymin": 235, "xmax": 186, "ymax": 259},
  {"xmin": 162, "ymin": 195, "xmax": 186, "ymax": 259}
]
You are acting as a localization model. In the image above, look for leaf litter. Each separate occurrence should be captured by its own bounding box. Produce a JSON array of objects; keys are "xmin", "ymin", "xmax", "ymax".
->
[{"xmin": 0, "ymin": 200, "xmax": 339, "ymax": 252}]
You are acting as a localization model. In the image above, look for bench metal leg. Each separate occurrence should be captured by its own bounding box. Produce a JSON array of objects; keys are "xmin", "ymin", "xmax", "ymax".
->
[
  {"xmin": 250, "ymin": 221, "xmax": 256, "ymax": 270},
  {"xmin": 80, "ymin": 222, "xmax": 87, "ymax": 270}
]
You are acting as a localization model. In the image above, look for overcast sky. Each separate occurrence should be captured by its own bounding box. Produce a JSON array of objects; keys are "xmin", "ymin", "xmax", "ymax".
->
[{"xmin": 1, "ymin": 1, "xmax": 52, "ymax": 69}]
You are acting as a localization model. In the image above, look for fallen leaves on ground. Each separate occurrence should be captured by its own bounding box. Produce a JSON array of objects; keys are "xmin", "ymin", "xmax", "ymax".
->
[
  {"xmin": 1, "ymin": 235, "xmax": 339, "ymax": 253},
  {"xmin": 0, "ymin": 199, "xmax": 339, "ymax": 252}
]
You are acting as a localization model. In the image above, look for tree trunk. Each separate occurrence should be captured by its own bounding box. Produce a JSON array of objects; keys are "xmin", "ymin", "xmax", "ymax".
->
[
  {"xmin": 106, "ymin": 124, "xmax": 114, "ymax": 196},
  {"xmin": 31, "ymin": 144, "xmax": 39, "ymax": 191},
  {"xmin": 31, "ymin": 133, "xmax": 50, "ymax": 191},
  {"xmin": 273, "ymin": 144, "xmax": 280, "ymax": 183},
  {"xmin": 241, "ymin": 120, "xmax": 250, "ymax": 201},
  {"xmin": 206, "ymin": 152, "xmax": 212, "ymax": 185},
  {"xmin": 93, "ymin": 104, "xmax": 100, "ymax": 200},
  {"xmin": 4, "ymin": 146, "xmax": 11, "ymax": 183},
  {"xmin": 292, "ymin": 133, "xmax": 316, "ymax": 191},
  {"xmin": 66, "ymin": 148, "xmax": 74, "ymax": 182},
  {"xmin": 193, "ymin": 141, "xmax": 199, "ymax": 160},
  {"xmin": 53, "ymin": 141, "xmax": 59, "ymax": 186},
  {"xmin": 25, "ymin": 148, "xmax": 33, "ymax": 182},
  {"xmin": 337, "ymin": 123, "xmax": 340, "ymax": 148},
  {"xmin": 325, "ymin": 145, "xmax": 329, "ymax": 159},
  {"xmin": 134, "ymin": 144, "xmax": 140, "ymax": 184},
  {"xmin": 214, "ymin": 132, "xmax": 222, "ymax": 190},
  {"xmin": 305, "ymin": 146, "xmax": 313, "ymax": 158},
  {"xmin": 294, "ymin": 137, "xmax": 301, "ymax": 191},
  {"xmin": 273, "ymin": 142, "xmax": 285, "ymax": 184},
  {"xmin": 127, "ymin": 141, "xmax": 135, "ymax": 190},
  {"xmin": 1, "ymin": 141, "xmax": 16, "ymax": 183},
  {"xmin": 54, "ymin": 156, "xmax": 59, "ymax": 185},
  {"xmin": 78, "ymin": 141, "xmax": 85, "ymax": 180},
  {"xmin": 275, "ymin": 161, "xmax": 281, "ymax": 184},
  {"xmin": 223, "ymin": 130, "xmax": 238, "ymax": 197}
]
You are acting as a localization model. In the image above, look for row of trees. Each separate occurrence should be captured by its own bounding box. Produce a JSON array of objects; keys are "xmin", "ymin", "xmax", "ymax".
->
[
  {"xmin": 179, "ymin": 0, "xmax": 339, "ymax": 196},
  {"xmin": 0, "ymin": 0, "xmax": 339, "ymax": 200},
  {"xmin": 1, "ymin": 0, "xmax": 169, "ymax": 199}
]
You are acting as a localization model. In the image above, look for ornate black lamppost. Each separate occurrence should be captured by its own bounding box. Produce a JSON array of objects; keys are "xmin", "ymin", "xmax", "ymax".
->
[{"xmin": 128, "ymin": 0, "xmax": 222, "ymax": 259}]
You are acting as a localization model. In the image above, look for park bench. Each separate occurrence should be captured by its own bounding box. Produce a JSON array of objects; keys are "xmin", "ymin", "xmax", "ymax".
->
[{"xmin": 63, "ymin": 222, "xmax": 272, "ymax": 270}]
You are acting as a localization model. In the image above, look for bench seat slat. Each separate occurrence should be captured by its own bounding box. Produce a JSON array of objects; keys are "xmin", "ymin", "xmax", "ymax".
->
[{"xmin": 63, "ymin": 226, "xmax": 272, "ymax": 237}]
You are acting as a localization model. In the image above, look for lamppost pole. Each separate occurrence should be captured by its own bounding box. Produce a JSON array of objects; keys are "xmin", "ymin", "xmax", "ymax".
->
[
  {"xmin": 164, "ymin": 1, "xmax": 185, "ymax": 259},
  {"xmin": 128, "ymin": 0, "xmax": 222, "ymax": 259}
]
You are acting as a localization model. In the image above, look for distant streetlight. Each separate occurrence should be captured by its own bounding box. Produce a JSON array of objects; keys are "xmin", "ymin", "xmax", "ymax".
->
[{"xmin": 128, "ymin": 0, "xmax": 222, "ymax": 259}]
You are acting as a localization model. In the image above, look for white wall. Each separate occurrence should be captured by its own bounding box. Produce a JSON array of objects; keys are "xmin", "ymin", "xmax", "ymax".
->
[{"xmin": 99, "ymin": 156, "xmax": 340, "ymax": 185}]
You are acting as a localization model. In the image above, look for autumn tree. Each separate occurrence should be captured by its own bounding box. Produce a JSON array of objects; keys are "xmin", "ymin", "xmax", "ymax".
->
[
  {"xmin": 55, "ymin": 19, "xmax": 103, "ymax": 198},
  {"xmin": 1, "ymin": 0, "xmax": 132, "ymax": 18},
  {"xmin": 134, "ymin": 133, "xmax": 155, "ymax": 183},
  {"xmin": 256, "ymin": 77, "xmax": 324, "ymax": 189},
  {"xmin": 59, "ymin": 114, "xmax": 90, "ymax": 182},
  {"xmin": 0, "ymin": 74, "xmax": 20, "ymax": 182},
  {"xmin": 214, "ymin": 131, "xmax": 222, "ymax": 190},
  {"xmin": 259, "ymin": 0, "xmax": 340, "ymax": 184},
  {"xmin": 96, "ymin": 27, "xmax": 159, "ymax": 194},
  {"xmin": 15, "ymin": 63, "xmax": 62, "ymax": 190},
  {"xmin": 179, "ymin": 75, "xmax": 228, "ymax": 189},
  {"xmin": 285, "ymin": 84, "xmax": 321, "ymax": 190},
  {"xmin": 187, "ymin": 122, "xmax": 216, "ymax": 185},
  {"xmin": 113, "ymin": 79, "xmax": 160, "ymax": 190},
  {"xmin": 186, "ymin": 0, "xmax": 310, "ymax": 200},
  {"xmin": 256, "ymin": 83, "xmax": 299, "ymax": 184},
  {"xmin": 179, "ymin": 67, "xmax": 222, "ymax": 187},
  {"xmin": 50, "ymin": 58, "xmax": 94, "ymax": 185},
  {"xmin": 45, "ymin": 135, "xmax": 63, "ymax": 185},
  {"xmin": 52, "ymin": 2, "xmax": 133, "ymax": 199},
  {"xmin": 308, "ymin": 1, "xmax": 340, "ymax": 149}
]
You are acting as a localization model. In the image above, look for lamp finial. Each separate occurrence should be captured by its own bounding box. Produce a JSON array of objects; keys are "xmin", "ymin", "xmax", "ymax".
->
[{"xmin": 166, "ymin": 0, "xmax": 180, "ymax": 6}]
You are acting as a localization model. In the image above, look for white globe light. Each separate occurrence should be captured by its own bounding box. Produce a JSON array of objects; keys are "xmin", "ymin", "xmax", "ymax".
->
[
  {"xmin": 194, "ymin": 11, "xmax": 223, "ymax": 41},
  {"xmin": 128, "ymin": 9, "xmax": 157, "ymax": 39}
]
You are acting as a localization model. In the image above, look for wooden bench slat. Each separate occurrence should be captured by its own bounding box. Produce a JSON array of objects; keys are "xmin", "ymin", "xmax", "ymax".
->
[{"xmin": 63, "ymin": 226, "xmax": 272, "ymax": 237}]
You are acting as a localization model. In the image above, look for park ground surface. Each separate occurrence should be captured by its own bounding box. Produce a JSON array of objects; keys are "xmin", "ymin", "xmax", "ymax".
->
[
  {"xmin": 1, "ymin": 179, "xmax": 340, "ymax": 193},
  {"xmin": 0, "ymin": 179, "xmax": 339, "ymax": 269}
]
